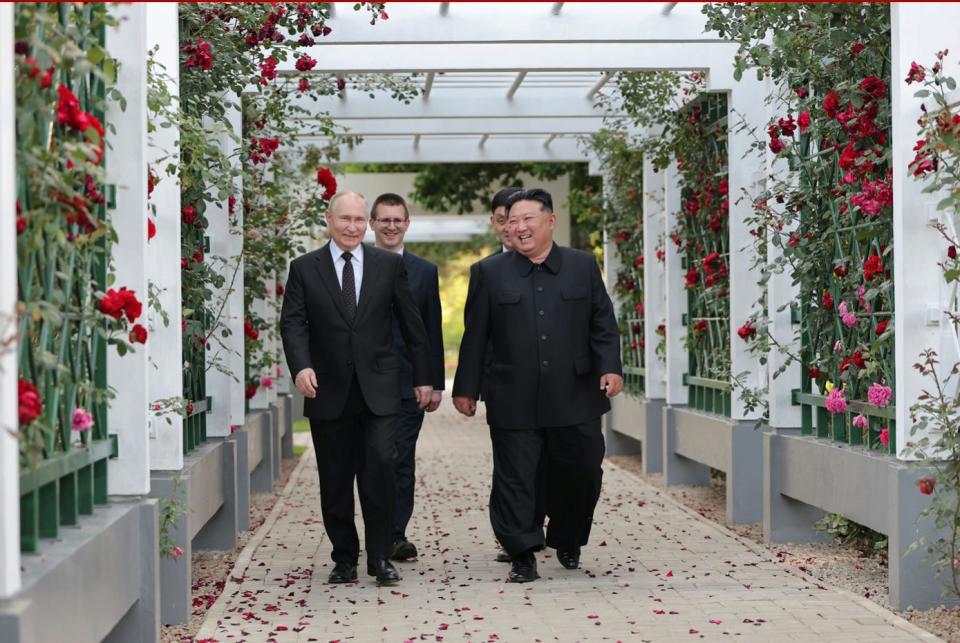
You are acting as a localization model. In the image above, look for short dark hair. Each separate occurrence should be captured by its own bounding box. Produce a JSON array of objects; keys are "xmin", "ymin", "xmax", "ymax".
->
[
  {"xmin": 491, "ymin": 187, "xmax": 522, "ymax": 213},
  {"xmin": 370, "ymin": 192, "xmax": 409, "ymax": 219},
  {"xmin": 507, "ymin": 188, "xmax": 553, "ymax": 214}
]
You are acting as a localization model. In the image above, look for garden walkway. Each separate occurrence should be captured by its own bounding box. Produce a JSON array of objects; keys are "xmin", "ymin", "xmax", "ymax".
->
[{"xmin": 197, "ymin": 404, "xmax": 938, "ymax": 642}]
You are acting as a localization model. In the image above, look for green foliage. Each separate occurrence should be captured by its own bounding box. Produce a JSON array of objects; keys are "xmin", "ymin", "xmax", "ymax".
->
[{"xmin": 813, "ymin": 512, "xmax": 888, "ymax": 558}]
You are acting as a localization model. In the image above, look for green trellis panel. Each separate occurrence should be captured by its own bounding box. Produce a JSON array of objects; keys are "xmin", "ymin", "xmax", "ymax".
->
[
  {"xmin": 16, "ymin": 3, "xmax": 115, "ymax": 554},
  {"xmin": 681, "ymin": 93, "xmax": 731, "ymax": 415}
]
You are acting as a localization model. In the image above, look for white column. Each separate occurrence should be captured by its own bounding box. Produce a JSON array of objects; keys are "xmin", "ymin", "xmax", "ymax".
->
[
  {"xmin": 204, "ymin": 108, "xmax": 243, "ymax": 437},
  {"xmin": 0, "ymin": 2, "xmax": 22, "ymax": 599},
  {"xmin": 147, "ymin": 2, "xmax": 184, "ymax": 470},
  {"xmin": 266, "ymin": 280, "xmax": 279, "ymax": 406},
  {"xmin": 642, "ymin": 158, "xmax": 667, "ymax": 400},
  {"xmin": 663, "ymin": 160, "xmax": 688, "ymax": 406},
  {"xmin": 600, "ymin": 171, "xmax": 622, "ymax": 318},
  {"xmin": 891, "ymin": 3, "xmax": 960, "ymax": 458},
  {"xmin": 722, "ymin": 74, "xmax": 767, "ymax": 421},
  {"xmin": 226, "ymin": 107, "xmax": 247, "ymax": 427},
  {"xmin": 105, "ymin": 3, "xmax": 150, "ymax": 495},
  {"xmin": 249, "ymin": 294, "xmax": 270, "ymax": 410}
]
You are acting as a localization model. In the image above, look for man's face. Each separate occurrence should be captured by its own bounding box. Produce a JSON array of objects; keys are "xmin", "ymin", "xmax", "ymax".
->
[
  {"xmin": 507, "ymin": 199, "xmax": 556, "ymax": 258},
  {"xmin": 490, "ymin": 205, "xmax": 513, "ymax": 250},
  {"xmin": 372, "ymin": 203, "xmax": 410, "ymax": 252},
  {"xmin": 325, "ymin": 194, "xmax": 368, "ymax": 251}
]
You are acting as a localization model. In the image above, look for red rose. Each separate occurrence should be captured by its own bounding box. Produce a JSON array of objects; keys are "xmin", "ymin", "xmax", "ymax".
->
[
  {"xmin": 129, "ymin": 324, "xmax": 148, "ymax": 344},
  {"xmin": 875, "ymin": 320, "xmax": 889, "ymax": 335},
  {"xmin": 838, "ymin": 143, "xmax": 861, "ymax": 171},
  {"xmin": 840, "ymin": 350, "xmax": 867, "ymax": 373},
  {"xmin": 244, "ymin": 318, "xmax": 260, "ymax": 341},
  {"xmin": 794, "ymin": 87, "xmax": 808, "ymax": 99},
  {"xmin": 823, "ymin": 91, "xmax": 841, "ymax": 119},
  {"xmin": 684, "ymin": 266, "xmax": 699, "ymax": 287},
  {"xmin": 18, "ymin": 379, "xmax": 43, "ymax": 426},
  {"xmin": 863, "ymin": 254, "xmax": 883, "ymax": 281},
  {"xmin": 833, "ymin": 264, "xmax": 848, "ymax": 277},
  {"xmin": 634, "ymin": 255, "xmax": 644, "ymax": 268},
  {"xmin": 182, "ymin": 205, "xmax": 197, "ymax": 224},
  {"xmin": 193, "ymin": 250, "xmax": 204, "ymax": 264},
  {"xmin": 228, "ymin": 194, "xmax": 236, "ymax": 215},
  {"xmin": 635, "ymin": 301, "xmax": 643, "ymax": 315},
  {"xmin": 56, "ymin": 84, "xmax": 82, "ymax": 128},
  {"xmin": 798, "ymin": 111, "xmax": 810, "ymax": 134},
  {"xmin": 694, "ymin": 320, "xmax": 708, "ymax": 333},
  {"xmin": 17, "ymin": 201, "xmax": 27, "ymax": 235},
  {"xmin": 245, "ymin": 383, "xmax": 258, "ymax": 400},
  {"xmin": 181, "ymin": 257, "xmax": 188, "ymax": 270},
  {"xmin": 808, "ymin": 368, "xmax": 821, "ymax": 379},
  {"xmin": 905, "ymin": 62, "xmax": 926, "ymax": 85},
  {"xmin": 295, "ymin": 54, "xmax": 317, "ymax": 72},
  {"xmin": 918, "ymin": 478, "xmax": 935, "ymax": 495},
  {"xmin": 850, "ymin": 42, "xmax": 865, "ymax": 56},
  {"xmin": 298, "ymin": 77, "xmax": 311, "ymax": 93},
  {"xmin": 822, "ymin": 290, "xmax": 834, "ymax": 311},
  {"xmin": 737, "ymin": 321, "xmax": 757, "ymax": 341},
  {"xmin": 948, "ymin": 246, "xmax": 957, "ymax": 259},
  {"xmin": 276, "ymin": 281, "xmax": 285, "ymax": 296},
  {"xmin": 768, "ymin": 137, "xmax": 785, "ymax": 154},
  {"xmin": 147, "ymin": 218, "xmax": 156, "ymax": 241},
  {"xmin": 316, "ymin": 166, "xmax": 337, "ymax": 201},
  {"xmin": 859, "ymin": 75, "xmax": 886, "ymax": 100},
  {"xmin": 182, "ymin": 37, "xmax": 213, "ymax": 71}
]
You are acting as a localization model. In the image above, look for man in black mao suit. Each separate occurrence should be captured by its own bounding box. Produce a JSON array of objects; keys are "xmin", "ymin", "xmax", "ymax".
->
[
  {"xmin": 453, "ymin": 188, "xmax": 623, "ymax": 583},
  {"xmin": 280, "ymin": 191, "xmax": 434, "ymax": 586},
  {"xmin": 368, "ymin": 193, "xmax": 445, "ymax": 561}
]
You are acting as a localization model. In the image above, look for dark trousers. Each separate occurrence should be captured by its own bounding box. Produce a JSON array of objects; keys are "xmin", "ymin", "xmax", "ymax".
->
[
  {"xmin": 393, "ymin": 397, "xmax": 426, "ymax": 540},
  {"xmin": 489, "ymin": 418, "xmax": 604, "ymax": 557},
  {"xmin": 309, "ymin": 376, "xmax": 397, "ymax": 564},
  {"xmin": 489, "ymin": 426, "xmax": 547, "ymax": 546}
]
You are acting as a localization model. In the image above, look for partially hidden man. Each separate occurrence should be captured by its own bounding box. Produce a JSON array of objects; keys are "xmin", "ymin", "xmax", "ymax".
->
[
  {"xmin": 453, "ymin": 188, "xmax": 623, "ymax": 583},
  {"xmin": 369, "ymin": 192, "xmax": 445, "ymax": 562},
  {"xmin": 280, "ymin": 191, "xmax": 434, "ymax": 586}
]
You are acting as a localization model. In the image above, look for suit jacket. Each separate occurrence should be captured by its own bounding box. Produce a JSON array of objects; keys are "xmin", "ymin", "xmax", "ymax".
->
[
  {"xmin": 280, "ymin": 242, "xmax": 432, "ymax": 420},
  {"xmin": 453, "ymin": 243, "xmax": 622, "ymax": 429},
  {"xmin": 392, "ymin": 250, "xmax": 445, "ymax": 399},
  {"xmin": 464, "ymin": 247, "xmax": 505, "ymax": 401}
]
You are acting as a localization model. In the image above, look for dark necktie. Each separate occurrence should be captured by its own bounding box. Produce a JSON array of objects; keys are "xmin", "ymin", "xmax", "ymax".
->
[{"xmin": 341, "ymin": 251, "xmax": 357, "ymax": 322}]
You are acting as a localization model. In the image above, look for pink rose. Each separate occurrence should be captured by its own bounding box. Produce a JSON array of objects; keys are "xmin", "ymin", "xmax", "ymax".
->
[{"xmin": 72, "ymin": 407, "xmax": 94, "ymax": 432}]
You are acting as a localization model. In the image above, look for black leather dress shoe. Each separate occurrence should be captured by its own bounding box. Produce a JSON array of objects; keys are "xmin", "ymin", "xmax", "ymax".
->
[
  {"xmin": 390, "ymin": 538, "xmax": 418, "ymax": 561},
  {"xmin": 496, "ymin": 548, "xmax": 511, "ymax": 563},
  {"xmin": 508, "ymin": 553, "xmax": 539, "ymax": 583},
  {"xmin": 367, "ymin": 558, "xmax": 401, "ymax": 585},
  {"xmin": 328, "ymin": 562, "xmax": 358, "ymax": 584},
  {"xmin": 557, "ymin": 547, "xmax": 581, "ymax": 570}
]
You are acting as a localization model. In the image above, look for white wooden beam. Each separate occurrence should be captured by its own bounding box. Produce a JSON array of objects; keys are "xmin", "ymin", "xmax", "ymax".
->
[
  {"xmin": 422, "ymin": 72, "xmax": 435, "ymax": 99},
  {"xmin": 290, "ymin": 3, "xmax": 715, "ymax": 44},
  {"xmin": 275, "ymin": 41, "xmax": 736, "ymax": 73},
  {"xmin": 507, "ymin": 71, "xmax": 527, "ymax": 99},
  {"xmin": 643, "ymin": 157, "xmax": 667, "ymax": 400},
  {"xmin": 146, "ymin": 2, "xmax": 185, "ymax": 470},
  {"xmin": 0, "ymin": 2, "xmax": 21, "ymax": 600},
  {"xmin": 587, "ymin": 71, "xmax": 613, "ymax": 99},
  {"xmin": 663, "ymin": 160, "xmax": 688, "ymax": 405},
  {"xmin": 892, "ymin": 2, "xmax": 960, "ymax": 459},
  {"xmin": 106, "ymin": 2, "xmax": 151, "ymax": 494},
  {"xmin": 313, "ymin": 116, "xmax": 609, "ymax": 136},
  {"xmin": 286, "ymin": 88, "xmax": 617, "ymax": 119},
  {"xmin": 294, "ymin": 136, "xmax": 587, "ymax": 163}
]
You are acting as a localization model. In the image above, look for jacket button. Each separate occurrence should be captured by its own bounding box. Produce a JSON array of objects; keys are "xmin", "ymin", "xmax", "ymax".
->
[
  {"xmin": 538, "ymin": 310, "xmax": 545, "ymax": 316},
  {"xmin": 537, "ymin": 286, "xmax": 544, "ymax": 292},
  {"xmin": 541, "ymin": 335, "xmax": 547, "ymax": 340},
  {"xmin": 542, "ymin": 360, "xmax": 549, "ymax": 367}
]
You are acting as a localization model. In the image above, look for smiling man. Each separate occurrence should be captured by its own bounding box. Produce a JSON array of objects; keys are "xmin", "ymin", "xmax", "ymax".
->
[
  {"xmin": 280, "ymin": 191, "xmax": 434, "ymax": 586},
  {"xmin": 452, "ymin": 188, "xmax": 623, "ymax": 583}
]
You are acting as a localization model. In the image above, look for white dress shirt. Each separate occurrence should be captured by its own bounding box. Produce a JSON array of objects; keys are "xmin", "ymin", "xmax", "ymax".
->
[{"xmin": 329, "ymin": 240, "xmax": 363, "ymax": 305}]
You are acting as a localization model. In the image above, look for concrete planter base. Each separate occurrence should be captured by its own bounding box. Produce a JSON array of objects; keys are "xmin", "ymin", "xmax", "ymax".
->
[
  {"xmin": 764, "ymin": 430, "xmax": 956, "ymax": 610},
  {"xmin": 606, "ymin": 394, "xmax": 664, "ymax": 474},
  {"xmin": 0, "ymin": 499, "xmax": 159, "ymax": 643},
  {"xmin": 663, "ymin": 405, "xmax": 768, "ymax": 525}
]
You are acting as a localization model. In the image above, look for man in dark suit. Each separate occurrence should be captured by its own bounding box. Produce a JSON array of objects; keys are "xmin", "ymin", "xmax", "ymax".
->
[
  {"xmin": 369, "ymin": 193, "xmax": 445, "ymax": 562},
  {"xmin": 280, "ymin": 191, "xmax": 434, "ymax": 586},
  {"xmin": 453, "ymin": 188, "xmax": 623, "ymax": 583}
]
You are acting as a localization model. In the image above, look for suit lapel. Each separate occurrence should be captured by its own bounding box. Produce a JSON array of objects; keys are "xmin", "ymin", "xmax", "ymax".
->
[
  {"xmin": 315, "ymin": 242, "xmax": 350, "ymax": 324},
  {"xmin": 355, "ymin": 243, "xmax": 377, "ymax": 323}
]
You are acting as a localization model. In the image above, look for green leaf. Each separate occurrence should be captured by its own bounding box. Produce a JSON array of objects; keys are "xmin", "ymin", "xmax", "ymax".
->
[{"xmin": 87, "ymin": 46, "xmax": 105, "ymax": 65}]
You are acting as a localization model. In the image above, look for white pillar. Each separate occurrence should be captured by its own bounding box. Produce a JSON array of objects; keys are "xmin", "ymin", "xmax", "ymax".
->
[
  {"xmin": 721, "ymin": 73, "xmax": 767, "ymax": 421},
  {"xmin": 0, "ymin": 2, "xmax": 22, "ymax": 599},
  {"xmin": 204, "ymin": 108, "xmax": 243, "ymax": 437},
  {"xmin": 642, "ymin": 158, "xmax": 667, "ymax": 400},
  {"xmin": 226, "ymin": 109, "xmax": 247, "ymax": 428},
  {"xmin": 663, "ymin": 160, "xmax": 688, "ymax": 406},
  {"xmin": 891, "ymin": 3, "xmax": 960, "ymax": 459},
  {"xmin": 105, "ymin": 3, "xmax": 150, "ymax": 495},
  {"xmin": 249, "ymin": 294, "xmax": 271, "ymax": 410},
  {"xmin": 147, "ymin": 2, "xmax": 184, "ymax": 470}
]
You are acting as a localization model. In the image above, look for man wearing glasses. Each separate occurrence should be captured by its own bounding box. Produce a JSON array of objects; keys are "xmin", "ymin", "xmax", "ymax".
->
[{"xmin": 371, "ymin": 193, "xmax": 445, "ymax": 563}]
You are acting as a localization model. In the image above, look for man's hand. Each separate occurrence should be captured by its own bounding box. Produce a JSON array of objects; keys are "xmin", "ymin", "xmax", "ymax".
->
[
  {"xmin": 600, "ymin": 373, "xmax": 624, "ymax": 398},
  {"xmin": 426, "ymin": 391, "xmax": 443, "ymax": 413},
  {"xmin": 453, "ymin": 396, "xmax": 477, "ymax": 417},
  {"xmin": 414, "ymin": 385, "xmax": 434, "ymax": 409},
  {"xmin": 295, "ymin": 368, "xmax": 318, "ymax": 399}
]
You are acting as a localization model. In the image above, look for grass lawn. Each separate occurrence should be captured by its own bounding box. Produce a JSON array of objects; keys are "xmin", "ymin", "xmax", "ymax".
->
[{"xmin": 293, "ymin": 418, "xmax": 309, "ymax": 433}]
